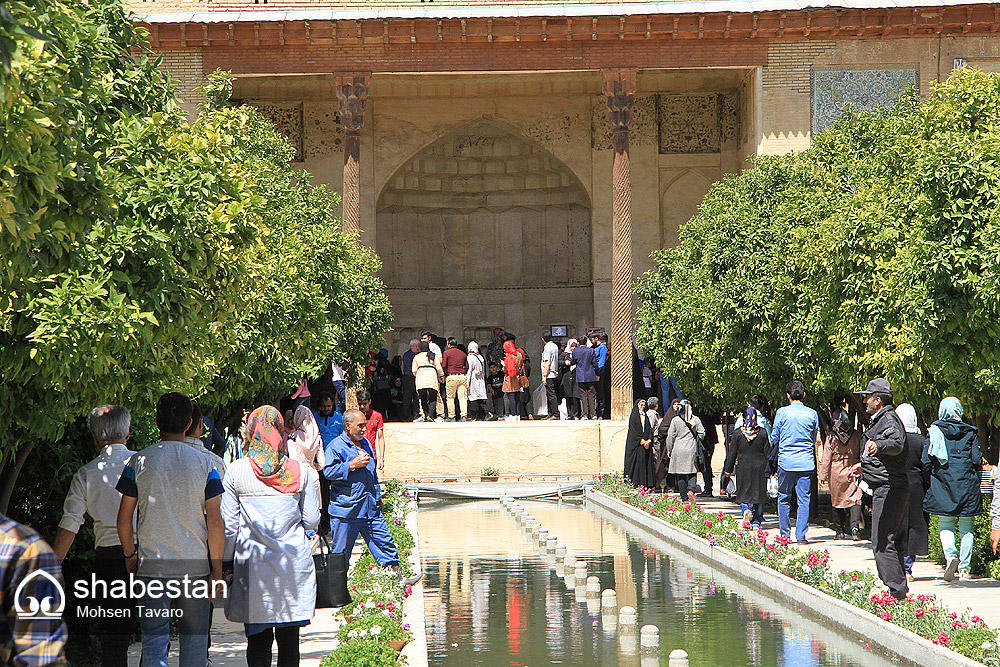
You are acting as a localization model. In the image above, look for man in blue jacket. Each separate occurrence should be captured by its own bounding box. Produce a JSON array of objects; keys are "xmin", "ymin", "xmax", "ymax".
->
[
  {"xmin": 770, "ymin": 380, "xmax": 819, "ymax": 543},
  {"xmin": 324, "ymin": 409, "xmax": 421, "ymax": 590}
]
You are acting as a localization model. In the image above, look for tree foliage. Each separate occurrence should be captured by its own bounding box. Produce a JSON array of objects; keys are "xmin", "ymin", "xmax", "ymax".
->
[
  {"xmin": 1, "ymin": 2, "xmax": 391, "ymax": 492},
  {"xmin": 636, "ymin": 68, "xmax": 1000, "ymax": 425}
]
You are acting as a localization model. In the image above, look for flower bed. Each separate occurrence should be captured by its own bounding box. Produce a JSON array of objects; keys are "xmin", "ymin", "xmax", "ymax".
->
[
  {"xmin": 321, "ymin": 479, "xmax": 416, "ymax": 667},
  {"xmin": 594, "ymin": 472, "xmax": 1000, "ymax": 666}
]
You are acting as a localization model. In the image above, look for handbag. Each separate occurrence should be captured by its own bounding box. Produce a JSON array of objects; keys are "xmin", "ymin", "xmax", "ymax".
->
[
  {"xmin": 683, "ymin": 420, "xmax": 706, "ymax": 469},
  {"xmin": 314, "ymin": 534, "xmax": 352, "ymax": 609}
]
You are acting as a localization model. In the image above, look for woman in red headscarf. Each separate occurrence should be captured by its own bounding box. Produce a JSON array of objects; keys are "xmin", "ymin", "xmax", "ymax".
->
[{"xmin": 500, "ymin": 340, "xmax": 525, "ymax": 420}]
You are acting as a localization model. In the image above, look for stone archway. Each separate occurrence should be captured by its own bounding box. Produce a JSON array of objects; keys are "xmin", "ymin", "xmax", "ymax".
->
[{"xmin": 377, "ymin": 121, "xmax": 593, "ymax": 358}]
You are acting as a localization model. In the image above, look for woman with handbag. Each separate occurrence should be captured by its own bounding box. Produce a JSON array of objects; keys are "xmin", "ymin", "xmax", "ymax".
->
[
  {"xmin": 222, "ymin": 406, "xmax": 321, "ymax": 667},
  {"xmin": 501, "ymin": 340, "xmax": 526, "ymax": 420},
  {"xmin": 664, "ymin": 399, "xmax": 706, "ymax": 507},
  {"xmin": 721, "ymin": 405, "xmax": 770, "ymax": 528}
]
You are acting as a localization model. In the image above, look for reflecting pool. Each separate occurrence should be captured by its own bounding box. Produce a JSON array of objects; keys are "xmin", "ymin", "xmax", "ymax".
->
[{"xmin": 417, "ymin": 498, "xmax": 889, "ymax": 667}]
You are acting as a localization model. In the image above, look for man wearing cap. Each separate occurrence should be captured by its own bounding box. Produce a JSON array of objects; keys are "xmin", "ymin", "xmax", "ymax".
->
[{"xmin": 852, "ymin": 378, "xmax": 909, "ymax": 600}]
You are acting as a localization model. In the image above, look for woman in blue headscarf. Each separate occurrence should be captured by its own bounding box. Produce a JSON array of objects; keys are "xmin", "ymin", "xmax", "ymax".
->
[{"xmin": 922, "ymin": 397, "xmax": 982, "ymax": 582}]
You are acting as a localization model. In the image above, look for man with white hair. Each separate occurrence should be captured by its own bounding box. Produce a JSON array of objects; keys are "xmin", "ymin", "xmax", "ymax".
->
[
  {"xmin": 52, "ymin": 404, "xmax": 136, "ymax": 667},
  {"xmin": 401, "ymin": 339, "xmax": 420, "ymax": 421}
]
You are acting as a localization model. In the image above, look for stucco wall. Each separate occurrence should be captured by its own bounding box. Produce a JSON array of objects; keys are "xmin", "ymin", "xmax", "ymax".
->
[{"xmin": 381, "ymin": 420, "xmax": 628, "ymax": 478}]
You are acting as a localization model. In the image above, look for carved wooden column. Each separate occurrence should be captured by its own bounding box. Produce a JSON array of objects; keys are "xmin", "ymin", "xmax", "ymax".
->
[
  {"xmin": 336, "ymin": 73, "xmax": 370, "ymax": 238},
  {"xmin": 603, "ymin": 68, "xmax": 637, "ymax": 422},
  {"xmin": 336, "ymin": 73, "xmax": 370, "ymax": 411}
]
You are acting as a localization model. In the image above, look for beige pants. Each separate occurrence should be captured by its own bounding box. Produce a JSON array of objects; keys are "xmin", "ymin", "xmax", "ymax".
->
[{"xmin": 445, "ymin": 374, "xmax": 469, "ymax": 419}]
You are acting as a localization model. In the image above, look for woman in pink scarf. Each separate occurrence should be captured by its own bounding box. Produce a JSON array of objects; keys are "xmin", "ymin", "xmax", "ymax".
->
[{"xmin": 245, "ymin": 406, "xmax": 302, "ymax": 493}]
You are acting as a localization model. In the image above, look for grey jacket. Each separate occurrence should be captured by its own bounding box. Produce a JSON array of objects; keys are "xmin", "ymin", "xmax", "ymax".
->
[{"xmin": 860, "ymin": 405, "xmax": 908, "ymax": 488}]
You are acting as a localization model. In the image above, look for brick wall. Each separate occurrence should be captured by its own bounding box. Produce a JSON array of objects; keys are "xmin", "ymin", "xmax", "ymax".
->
[{"xmin": 158, "ymin": 50, "xmax": 205, "ymax": 116}]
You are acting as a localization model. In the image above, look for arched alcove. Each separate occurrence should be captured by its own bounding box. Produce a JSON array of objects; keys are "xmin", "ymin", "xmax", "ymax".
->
[
  {"xmin": 660, "ymin": 169, "xmax": 716, "ymax": 247},
  {"xmin": 377, "ymin": 121, "xmax": 593, "ymax": 355}
]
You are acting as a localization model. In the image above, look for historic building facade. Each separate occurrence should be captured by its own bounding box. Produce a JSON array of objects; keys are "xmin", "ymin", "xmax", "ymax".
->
[{"xmin": 134, "ymin": 0, "xmax": 1000, "ymax": 416}]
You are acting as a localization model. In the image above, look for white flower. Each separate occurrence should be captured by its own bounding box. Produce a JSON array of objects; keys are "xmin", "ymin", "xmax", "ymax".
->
[
  {"xmin": 982, "ymin": 641, "xmax": 993, "ymax": 650},
  {"xmin": 370, "ymin": 625, "xmax": 383, "ymax": 636},
  {"xmin": 347, "ymin": 629, "xmax": 359, "ymax": 639},
  {"xmin": 802, "ymin": 565, "xmax": 811, "ymax": 574}
]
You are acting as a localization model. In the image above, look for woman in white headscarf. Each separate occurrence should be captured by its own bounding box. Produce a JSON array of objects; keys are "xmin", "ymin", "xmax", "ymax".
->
[
  {"xmin": 466, "ymin": 341, "xmax": 488, "ymax": 420},
  {"xmin": 895, "ymin": 403, "xmax": 929, "ymax": 582},
  {"xmin": 559, "ymin": 339, "xmax": 580, "ymax": 419},
  {"xmin": 922, "ymin": 397, "xmax": 982, "ymax": 581},
  {"xmin": 285, "ymin": 405, "xmax": 325, "ymax": 509}
]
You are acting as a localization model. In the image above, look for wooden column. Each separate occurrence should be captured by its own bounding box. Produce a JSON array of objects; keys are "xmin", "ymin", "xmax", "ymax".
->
[
  {"xmin": 603, "ymin": 69, "xmax": 637, "ymax": 422},
  {"xmin": 336, "ymin": 73, "xmax": 370, "ymax": 410},
  {"xmin": 336, "ymin": 73, "xmax": 370, "ymax": 238}
]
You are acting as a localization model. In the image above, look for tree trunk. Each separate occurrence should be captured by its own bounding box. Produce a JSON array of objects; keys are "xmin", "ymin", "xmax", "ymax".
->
[{"xmin": 0, "ymin": 441, "xmax": 35, "ymax": 515}]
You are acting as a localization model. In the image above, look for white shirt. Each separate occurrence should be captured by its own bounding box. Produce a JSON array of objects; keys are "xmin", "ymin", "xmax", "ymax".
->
[
  {"xmin": 58, "ymin": 443, "xmax": 136, "ymax": 548},
  {"xmin": 331, "ymin": 363, "xmax": 346, "ymax": 382},
  {"xmin": 428, "ymin": 341, "xmax": 442, "ymax": 357},
  {"xmin": 542, "ymin": 341, "xmax": 559, "ymax": 379},
  {"xmin": 642, "ymin": 367, "xmax": 653, "ymax": 388},
  {"xmin": 185, "ymin": 436, "xmax": 228, "ymax": 478}
]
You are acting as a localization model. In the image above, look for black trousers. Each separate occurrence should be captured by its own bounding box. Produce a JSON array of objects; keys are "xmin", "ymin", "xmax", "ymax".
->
[
  {"xmin": 93, "ymin": 546, "xmax": 136, "ymax": 667},
  {"xmin": 832, "ymin": 504, "xmax": 862, "ymax": 535},
  {"xmin": 468, "ymin": 399, "xmax": 487, "ymax": 420},
  {"xmin": 675, "ymin": 473, "xmax": 698, "ymax": 498},
  {"xmin": 698, "ymin": 439, "xmax": 716, "ymax": 494},
  {"xmin": 544, "ymin": 379, "xmax": 559, "ymax": 417},
  {"xmin": 319, "ymin": 476, "xmax": 331, "ymax": 536},
  {"xmin": 596, "ymin": 366, "xmax": 609, "ymax": 418},
  {"xmin": 489, "ymin": 392, "xmax": 506, "ymax": 417},
  {"xmin": 418, "ymin": 388, "xmax": 438, "ymax": 419},
  {"xmin": 401, "ymin": 375, "xmax": 418, "ymax": 420},
  {"xmin": 565, "ymin": 396, "xmax": 581, "ymax": 419},
  {"xmin": 872, "ymin": 484, "xmax": 909, "ymax": 599},
  {"xmin": 247, "ymin": 625, "xmax": 300, "ymax": 667}
]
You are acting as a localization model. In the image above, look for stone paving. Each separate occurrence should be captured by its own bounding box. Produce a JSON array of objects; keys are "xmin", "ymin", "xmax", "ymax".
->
[{"xmin": 692, "ymin": 493, "xmax": 1000, "ymax": 629}]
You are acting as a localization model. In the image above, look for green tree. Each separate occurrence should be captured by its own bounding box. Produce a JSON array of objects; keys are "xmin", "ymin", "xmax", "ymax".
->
[{"xmin": 637, "ymin": 68, "xmax": 1000, "ymax": 434}]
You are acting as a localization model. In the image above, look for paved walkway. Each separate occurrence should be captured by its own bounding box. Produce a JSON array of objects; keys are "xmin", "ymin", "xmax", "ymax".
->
[{"xmin": 692, "ymin": 493, "xmax": 1000, "ymax": 628}]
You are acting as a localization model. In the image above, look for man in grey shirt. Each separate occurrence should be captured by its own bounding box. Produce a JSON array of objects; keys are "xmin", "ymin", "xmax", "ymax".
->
[{"xmin": 116, "ymin": 392, "xmax": 225, "ymax": 667}]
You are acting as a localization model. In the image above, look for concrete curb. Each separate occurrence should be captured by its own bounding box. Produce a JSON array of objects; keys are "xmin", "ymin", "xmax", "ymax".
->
[
  {"xmin": 587, "ymin": 490, "xmax": 984, "ymax": 667},
  {"xmin": 402, "ymin": 502, "xmax": 429, "ymax": 667}
]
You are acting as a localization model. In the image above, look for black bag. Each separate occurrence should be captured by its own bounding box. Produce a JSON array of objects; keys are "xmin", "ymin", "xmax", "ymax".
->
[
  {"xmin": 314, "ymin": 535, "xmax": 352, "ymax": 608},
  {"xmin": 683, "ymin": 420, "xmax": 707, "ymax": 469}
]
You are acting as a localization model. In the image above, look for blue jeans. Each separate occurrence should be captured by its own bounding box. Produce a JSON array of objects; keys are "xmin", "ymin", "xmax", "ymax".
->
[
  {"xmin": 332, "ymin": 380, "xmax": 347, "ymax": 414},
  {"xmin": 938, "ymin": 515, "xmax": 976, "ymax": 572},
  {"xmin": 777, "ymin": 469, "xmax": 812, "ymax": 541},
  {"xmin": 740, "ymin": 503, "xmax": 764, "ymax": 527},
  {"xmin": 138, "ymin": 576, "xmax": 213, "ymax": 667},
  {"xmin": 903, "ymin": 554, "xmax": 915, "ymax": 574},
  {"xmin": 330, "ymin": 515, "xmax": 399, "ymax": 566}
]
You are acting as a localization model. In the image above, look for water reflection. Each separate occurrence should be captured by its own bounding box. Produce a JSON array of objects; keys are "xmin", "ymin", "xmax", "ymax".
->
[{"xmin": 418, "ymin": 499, "xmax": 865, "ymax": 667}]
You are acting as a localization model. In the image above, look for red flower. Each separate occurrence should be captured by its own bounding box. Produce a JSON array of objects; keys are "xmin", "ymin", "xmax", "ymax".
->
[
  {"xmin": 704, "ymin": 520, "xmax": 713, "ymax": 528},
  {"xmin": 914, "ymin": 608, "xmax": 925, "ymax": 618},
  {"xmin": 937, "ymin": 632, "xmax": 950, "ymax": 647},
  {"xmin": 881, "ymin": 611, "xmax": 892, "ymax": 621},
  {"xmin": 717, "ymin": 511, "xmax": 724, "ymax": 519}
]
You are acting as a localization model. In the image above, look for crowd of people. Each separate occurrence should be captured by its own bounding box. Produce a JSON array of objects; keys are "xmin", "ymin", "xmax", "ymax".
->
[
  {"xmin": 304, "ymin": 329, "xmax": 631, "ymax": 423},
  {"xmin": 10, "ymin": 391, "xmax": 419, "ymax": 667},
  {"xmin": 622, "ymin": 376, "xmax": 1000, "ymax": 602}
]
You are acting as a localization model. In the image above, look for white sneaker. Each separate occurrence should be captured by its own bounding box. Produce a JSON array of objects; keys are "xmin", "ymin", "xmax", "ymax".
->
[
  {"xmin": 943, "ymin": 557, "xmax": 959, "ymax": 582},
  {"xmin": 434, "ymin": 417, "xmax": 444, "ymax": 422},
  {"xmin": 413, "ymin": 416, "xmax": 425, "ymax": 423},
  {"xmin": 959, "ymin": 570, "xmax": 974, "ymax": 581},
  {"xmin": 743, "ymin": 509, "xmax": 753, "ymax": 525}
]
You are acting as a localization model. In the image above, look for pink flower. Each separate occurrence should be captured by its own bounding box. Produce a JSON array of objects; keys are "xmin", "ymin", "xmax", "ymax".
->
[
  {"xmin": 881, "ymin": 611, "xmax": 892, "ymax": 621},
  {"xmin": 403, "ymin": 623, "xmax": 411, "ymax": 631},
  {"xmin": 708, "ymin": 534, "xmax": 716, "ymax": 546},
  {"xmin": 395, "ymin": 517, "xmax": 403, "ymax": 526},
  {"xmin": 368, "ymin": 563, "xmax": 375, "ymax": 571},
  {"xmin": 376, "ymin": 601, "xmax": 385, "ymax": 608},
  {"xmin": 704, "ymin": 520, "xmax": 713, "ymax": 528},
  {"xmin": 717, "ymin": 511, "xmax": 724, "ymax": 519},
  {"xmin": 937, "ymin": 632, "xmax": 950, "ymax": 647},
  {"xmin": 683, "ymin": 503, "xmax": 691, "ymax": 512},
  {"xmin": 405, "ymin": 585, "xmax": 414, "ymax": 596},
  {"xmin": 915, "ymin": 608, "xmax": 925, "ymax": 618},
  {"xmin": 387, "ymin": 601, "xmax": 396, "ymax": 611}
]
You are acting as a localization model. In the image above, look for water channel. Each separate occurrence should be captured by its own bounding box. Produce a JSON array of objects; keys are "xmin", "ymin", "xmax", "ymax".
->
[{"xmin": 416, "ymin": 497, "xmax": 900, "ymax": 667}]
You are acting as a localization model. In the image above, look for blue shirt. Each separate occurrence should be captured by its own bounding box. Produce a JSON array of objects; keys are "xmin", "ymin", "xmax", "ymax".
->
[
  {"xmin": 323, "ymin": 433, "xmax": 381, "ymax": 519},
  {"xmin": 594, "ymin": 342, "xmax": 608, "ymax": 369},
  {"xmin": 770, "ymin": 401, "xmax": 819, "ymax": 472},
  {"xmin": 314, "ymin": 410, "xmax": 344, "ymax": 446},
  {"xmin": 402, "ymin": 349, "xmax": 416, "ymax": 377}
]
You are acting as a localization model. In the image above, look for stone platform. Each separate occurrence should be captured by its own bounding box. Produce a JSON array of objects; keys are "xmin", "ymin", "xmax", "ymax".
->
[{"xmin": 381, "ymin": 420, "xmax": 628, "ymax": 479}]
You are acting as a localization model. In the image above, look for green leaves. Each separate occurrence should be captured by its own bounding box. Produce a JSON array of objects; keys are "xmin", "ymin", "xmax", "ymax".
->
[{"xmin": 637, "ymin": 68, "xmax": 1000, "ymax": 424}]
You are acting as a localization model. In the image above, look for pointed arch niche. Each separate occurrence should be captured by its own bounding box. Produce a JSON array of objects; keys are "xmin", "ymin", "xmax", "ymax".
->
[{"xmin": 376, "ymin": 121, "xmax": 593, "ymax": 351}]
